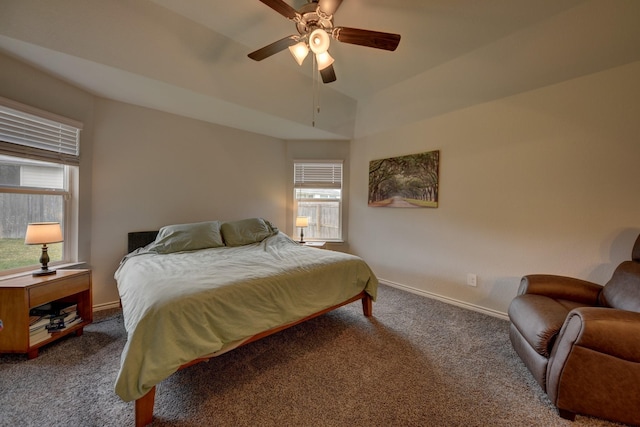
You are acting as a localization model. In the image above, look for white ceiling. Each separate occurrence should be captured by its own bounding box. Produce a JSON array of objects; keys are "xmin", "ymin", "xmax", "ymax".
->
[{"xmin": 1, "ymin": 0, "xmax": 639, "ymax": 140}]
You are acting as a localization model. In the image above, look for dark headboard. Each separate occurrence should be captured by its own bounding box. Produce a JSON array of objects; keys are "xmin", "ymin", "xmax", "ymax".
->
[{"xmin": 127, "ymin": 231, "xmax": 158, "ymax": 254}]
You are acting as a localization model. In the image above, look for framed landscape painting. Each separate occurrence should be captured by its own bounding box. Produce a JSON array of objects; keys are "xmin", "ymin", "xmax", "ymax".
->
[{"xmin": 368, "ymin": 150, "xmax": 439, "ymax": 208}]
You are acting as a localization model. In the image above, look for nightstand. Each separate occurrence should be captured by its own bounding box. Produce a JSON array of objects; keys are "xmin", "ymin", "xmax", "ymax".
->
[
  {"xmin": 303, "ymin": 241, "xmax": 327, "ymax": 249},
  {"xmin": 0, "ymin": 269, "xmax": 92, "ymax": 359}
]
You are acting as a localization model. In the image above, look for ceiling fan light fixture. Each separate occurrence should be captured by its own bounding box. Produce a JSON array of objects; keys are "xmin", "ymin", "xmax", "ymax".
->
[
  {"xmin": 289, "ymin": 41, "xmax": 309, "ymax": 66},
  {"xmin": 315, "ymin": 51, "xmax": 334, "ymax": 71},
  {"xmin": 309, "ymin": 28, "xmax": 330, "ymax": 54},
  {"xmin": 250, "ymin": 0, "xmax": 401, "ymax": 85}
]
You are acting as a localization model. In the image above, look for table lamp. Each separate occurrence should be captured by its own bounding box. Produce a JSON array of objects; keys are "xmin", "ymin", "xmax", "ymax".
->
[
  {"xmin": 24, "ymin": 222, "xmax": 63, "ymax": 276},
  {"xmin": 295, "ymin": 216, "xmax": 309, "ymax": 243}
]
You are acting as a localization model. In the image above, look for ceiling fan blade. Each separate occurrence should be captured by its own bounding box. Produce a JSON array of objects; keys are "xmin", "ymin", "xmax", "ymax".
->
[
  {"xmin": 333, "ymin": 27, "xmax": 401, "ymax": 51},
  {"xmin": 317, "ymin": 0, "xmax": 343, "ymax": 16},
  {"xmin": 320, "ymin": 64, "xmax": 337, "ymax": 83},
  {"xmin": 248, "ymin": 36, "xmax": 298, "ymax": 61},
  {"xmin": 258, "ymin": 0, "xmax": 299, "ymax": 20}
]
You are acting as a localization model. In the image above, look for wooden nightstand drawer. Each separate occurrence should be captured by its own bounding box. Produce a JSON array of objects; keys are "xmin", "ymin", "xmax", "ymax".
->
[{"xmin": 29, "ymin": 273, "xmax": 90, "ymax": 308}]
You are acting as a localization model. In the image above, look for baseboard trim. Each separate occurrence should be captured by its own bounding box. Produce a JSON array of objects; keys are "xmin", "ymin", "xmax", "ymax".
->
[
  {"xmin": 379, "ymin": 278, "xmax": 509, "ymax": 320},
  {"xmin": 93, "ymin": 301, "xmax": 121, "ymax": 312}
]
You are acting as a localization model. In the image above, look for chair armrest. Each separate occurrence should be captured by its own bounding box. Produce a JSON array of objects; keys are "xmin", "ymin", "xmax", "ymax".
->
[
  {"xmin": 546, "ymin": 307, "xmax": 640, "ymax": 424},
  {"xmin": 518, "ymin": 274, "xmax": 602, "ymax": 305},
  {"xmin": 560, "ymin": 307, "xmax": 640, "ymax": 360}
]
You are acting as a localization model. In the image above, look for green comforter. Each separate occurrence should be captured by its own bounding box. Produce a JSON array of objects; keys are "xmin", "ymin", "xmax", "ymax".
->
[{"xmin": 114, "ymin": 232, "xmax": 378, "ymax": 401}]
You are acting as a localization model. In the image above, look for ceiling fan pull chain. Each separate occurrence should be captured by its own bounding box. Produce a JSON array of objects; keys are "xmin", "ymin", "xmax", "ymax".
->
[
  {"xmin": 312, "ymin": 54, "xmax": 317, "ymax": 127},
  {"xmin": 316, "ymin": 71, "xmax": 322, "ymax": 115},
  {"xmin": 314, "ymin": 64, "xmax": 323, "ymax": 126}
]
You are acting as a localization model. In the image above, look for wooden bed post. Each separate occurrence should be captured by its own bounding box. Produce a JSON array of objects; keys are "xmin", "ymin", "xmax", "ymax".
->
[
  {"xmin": 135, "ymin": 386, "xmax": 156, "ymax": 427},
  {"xmin": 362, "ymin": 293, "xmax": 373, "ymax": 317}
]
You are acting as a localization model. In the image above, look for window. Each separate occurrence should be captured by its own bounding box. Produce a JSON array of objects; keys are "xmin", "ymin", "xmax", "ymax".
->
[
  {"xmin": 0, "ymin": 98, "xmax": 81, "ymax": 275},
  {"xmin": 293, "ymin": 161, "xmax": 343, "ymax": 242}
]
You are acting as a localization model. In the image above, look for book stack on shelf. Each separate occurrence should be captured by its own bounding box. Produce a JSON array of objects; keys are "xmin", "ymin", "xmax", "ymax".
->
[
  {"xmin": 29, "ymin": 316, "xmax": 52, "ymax": 345},
  {"xmin": 28, "ymin": 302, "xmax": 83, "ymax": 346}
]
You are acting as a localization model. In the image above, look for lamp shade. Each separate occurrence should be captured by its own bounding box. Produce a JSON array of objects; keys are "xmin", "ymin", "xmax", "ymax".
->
[
  {"xmin": 309, "ymin": 29, "xmax": 330, "ymax": 54},
  {"xmin": 289, "ymin": 41, "xmax": 309, "ymax": 66},
  {"xmin": 296, "ymin": 216, "xmax": 309, "ymax": 228},
  {"xmin": 316, "ymin": 51, "xmax": 335, "ymax": 70},
  {"xmin": 25, "ymin": 222, "xmax": 63, "ymax": 245}
]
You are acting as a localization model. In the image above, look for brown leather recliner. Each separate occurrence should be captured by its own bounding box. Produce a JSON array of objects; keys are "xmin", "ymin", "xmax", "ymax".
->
[{"xmin": 508, "ymin": 234, "xmax": 640, "ymax": 425}]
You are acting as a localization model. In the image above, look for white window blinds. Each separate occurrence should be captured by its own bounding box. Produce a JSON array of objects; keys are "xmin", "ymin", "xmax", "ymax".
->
[
  {"xmin": 294, "ymin": 161, "xmax": 343, "ymax": 189},
  {"xmin": 0, "ymin": 97, "xmax": 82, "ymax": 165}
]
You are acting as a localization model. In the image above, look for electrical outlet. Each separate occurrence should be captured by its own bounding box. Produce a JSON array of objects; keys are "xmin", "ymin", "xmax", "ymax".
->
[{"xmin": 467, "ymin": 273, "xmax": 477, "ymax": 287}]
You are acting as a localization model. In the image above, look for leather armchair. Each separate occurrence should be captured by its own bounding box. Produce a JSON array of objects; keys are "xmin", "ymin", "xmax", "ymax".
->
[{"xmin": 508, "ymin": 234, "xmax": 640, "ymax": 425}]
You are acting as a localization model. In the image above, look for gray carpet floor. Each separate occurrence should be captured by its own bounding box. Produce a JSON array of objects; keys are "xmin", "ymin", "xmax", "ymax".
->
[{"xmin": 0, "ymin": 284, "xmax": 625, "ymax": 427}]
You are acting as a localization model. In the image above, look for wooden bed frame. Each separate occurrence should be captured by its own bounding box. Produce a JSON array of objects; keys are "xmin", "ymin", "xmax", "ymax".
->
[{"xmin": 125, "ymin": 231, "xmax": 374, "ymax": 426}]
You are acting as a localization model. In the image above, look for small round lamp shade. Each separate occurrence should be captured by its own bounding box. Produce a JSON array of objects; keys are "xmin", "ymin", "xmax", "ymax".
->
[
  {"xmin": 289, "ymin": 41, "xmax": 309, "ymax": 66},
  {"xmin": 309, "ymin": 29, "xmax": 330, "ymax": 54},
  {"xmin": 296, "ymin": 217, "xmax": 309, "ymax": 228},
  {"xmin": 315, "ymin": 51, "xmax": 335, "ymax": 70},
  {"xmin": 25, "ymin": 222, "xmax": 63, "ymax": 245}
]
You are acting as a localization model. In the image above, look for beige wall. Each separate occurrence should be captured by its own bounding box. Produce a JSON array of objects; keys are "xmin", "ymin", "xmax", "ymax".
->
[
  {"xmin": 91, "ymin": 99, "xmax": 287, "ymax": 304},
  {"xmin": 349, "ymin": 61, "xmax": 640, "ymax": 315}
]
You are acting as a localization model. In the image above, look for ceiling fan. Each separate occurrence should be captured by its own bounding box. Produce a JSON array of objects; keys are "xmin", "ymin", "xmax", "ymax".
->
[{"xmin": 248, "ymin": 0, "xmax": 401, "ymax": 84}]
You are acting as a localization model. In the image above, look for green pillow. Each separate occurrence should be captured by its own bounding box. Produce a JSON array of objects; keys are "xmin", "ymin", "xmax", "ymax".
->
[
  {"xmin": 148, "ymin": 221, "xmax": 224, "ymax": 254},
  {"xmin": 220, "ymin": 218, "xmax": 278, "ymax": 247}
]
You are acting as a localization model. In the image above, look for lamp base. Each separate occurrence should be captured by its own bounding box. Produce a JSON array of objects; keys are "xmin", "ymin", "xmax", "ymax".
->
[
  {"xmin": 32, "ymin": 269, "xmax": 56, "ymax": 277},
  {"xmin": 33, "ymin": 244, "xmax": 56, "ymax": 276}
]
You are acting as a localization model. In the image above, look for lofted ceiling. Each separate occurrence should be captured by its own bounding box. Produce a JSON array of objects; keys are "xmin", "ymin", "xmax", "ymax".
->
[{"xmin": 0, "ymin": 0, "xmax": 639, "ymax": 140}]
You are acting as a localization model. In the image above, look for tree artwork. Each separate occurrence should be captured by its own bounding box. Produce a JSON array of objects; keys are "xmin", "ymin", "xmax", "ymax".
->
[{"xmin": 368, "ymin": 150, "xmax": 439, "ymax": 208}]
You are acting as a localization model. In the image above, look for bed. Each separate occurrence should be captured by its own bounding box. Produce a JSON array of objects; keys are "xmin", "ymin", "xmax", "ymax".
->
[{"xmin": 114, "ymin": 218, "xmax": 378, "ymax": 426}]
